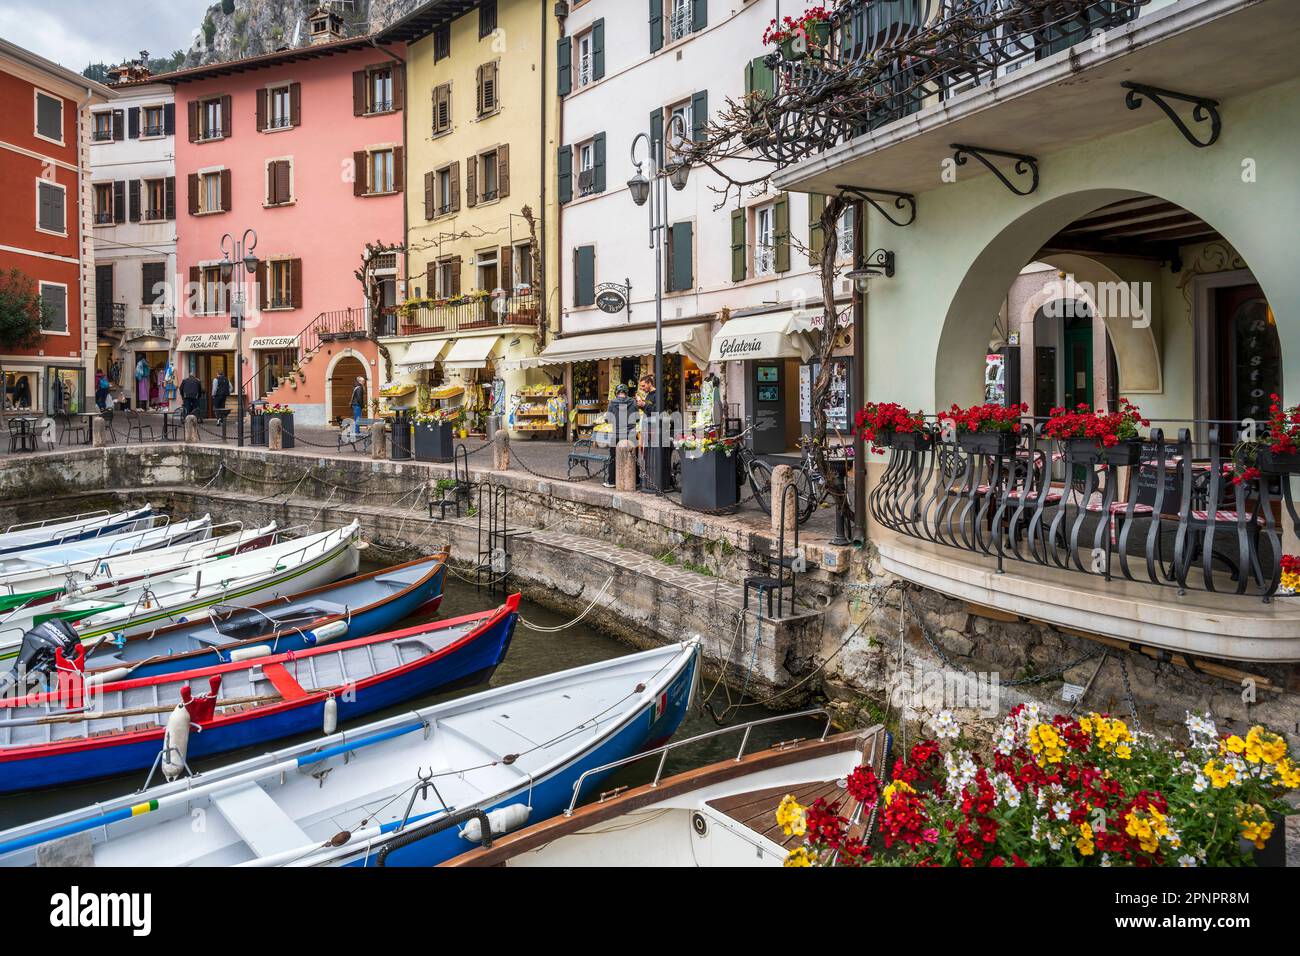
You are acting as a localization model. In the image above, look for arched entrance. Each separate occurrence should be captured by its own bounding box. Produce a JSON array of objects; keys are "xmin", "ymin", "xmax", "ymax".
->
[{"xmin": 330, "ymin": 355, "xmax": 367, "ymax": 423}]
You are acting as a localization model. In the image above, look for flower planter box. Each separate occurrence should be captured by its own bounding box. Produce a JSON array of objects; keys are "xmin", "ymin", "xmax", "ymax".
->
[
  {"xmin": 1258, "ymin": 448, "xmax": 1300, "ymax": 475},
  {"xmin": 807, "ymin": 20, "xmax": 832, "ymax": 53},
  {"xmin": 1065, "ymin": 437, "xmax": 1141, "ymax": 466},
  {"xmin": 249, "ymin": 414, "xmax": 268, "ymax": 447},
  {"xmin": 681, "ymin": 448, "xmax": 739, "ymax": 512},
  {"xmin": 890, "ymin": 431, "xmax": 933, "ymax": 452},
  {"xmin": 389, "ymin": 419, "xmax": 412, "ymax": 461},
  {"xmin": 269, "ymin": 413, "xmax": 294, "ymax": 449},
  {"xmin": 413, "ymin": 422, "xmax": 455, "ymax": 463},
  {"xmin": 958, "ymin": 431, "xmax": 1018, "ymax": 456}
]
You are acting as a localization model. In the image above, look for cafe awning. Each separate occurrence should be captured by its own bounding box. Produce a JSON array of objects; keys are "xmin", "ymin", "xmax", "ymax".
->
[
  {"xmin": 708, "ymin": 311, "xmax": 814, "ymax": 363},
  {"xmin": 443, "ymin": 335, "xmax": 500, "ymax": 371},
  {"xmin": 520, "ymin": 323, "xmax": 709, "ymax": 369},
  {"xmin": 396, "ymin": 339, "xmax": 451, "ymax": 370}
]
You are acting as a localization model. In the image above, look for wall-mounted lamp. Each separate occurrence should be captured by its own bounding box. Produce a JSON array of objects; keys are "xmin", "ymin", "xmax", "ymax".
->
[{"xmin": 845, "ymin": 249, "xmax": 896, "ymax": 291}]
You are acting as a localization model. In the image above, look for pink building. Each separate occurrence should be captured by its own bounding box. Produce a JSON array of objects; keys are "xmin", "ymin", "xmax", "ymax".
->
[{"xmin": 169, "ymin": 13, "xmax": 406, "ymax": 426}]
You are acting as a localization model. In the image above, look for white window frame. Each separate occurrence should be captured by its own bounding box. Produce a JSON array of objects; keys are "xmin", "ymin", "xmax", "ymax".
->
[
  {"xmin": 434, "ymin": 258, "xmax": 455, "ymax": 297},
  {"xmin": 91, "ymin": 110, "xmax": 114, "ymax": 143},
  {"xmin": 35, "ymin": 177, "xmax": 67, "ymax": 237},
  {"xmin": 577, "ymin": 140, "xmax": 595, "ymax": 196},
  {"xmin": 142, "ymin": 177, "xmax": 167, "ymax": 221},
  {"xmin": 513, "ymin": 241, "xmax": 532, "ymax": 289},
  {"xmin": 436, "ymin": 165, "xmax": 453, "ymax": 215},
  {"xmin": 368, "ymin": 148, "xmax": 395, "ymax": 194},
  {"xmin": 198, "ymin": 169, "xmax": 223, "ymax": 215},
  {"xmin": 33, "ymin": 88, "xmax": 64, "ymax": 146},
  {"xmin": 476, "ymin": 247, "xmax": 499, "ymax": 291},
  {"xmin": 576, "ymin": 32, "xmax": 593, "ymax": 89},
  {"xmin": 140, "ymin": 103, "xmax": 167, "ymax": 139},
  {"xmin": 669, "ymin": 0, "xmax": 693, "ymax": 42},
  {"xmin": 369, "ymin": 68, "xmax": 394, "ymax": 114},
  {"xmin": 37, "ymin": 280, "xmax": 69, "ymax": 336},
  {"xmin": 836, "ymin": 205, "xmax": 855, "ymax": 262},
  {"xmin": 200, "ymin": 97, "xmax": 223, "ymax": 141},
  {"xmin": 266, "ymin": 85, "xmax": 293, "ymax": 131},
  {"xmin": 753, "ymin": 203, "xmax": 776, "ymax": 277}
]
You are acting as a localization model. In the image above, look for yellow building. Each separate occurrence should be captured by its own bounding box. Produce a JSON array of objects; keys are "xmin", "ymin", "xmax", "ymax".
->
[{"xmin": 381, "ymin": 0, "xmax": 560, "ymax": 437}]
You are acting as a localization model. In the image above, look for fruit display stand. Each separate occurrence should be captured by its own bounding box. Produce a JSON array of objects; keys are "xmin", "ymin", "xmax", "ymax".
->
[{"xmin": 510, "ymin": 384, "xmax": 566, "ymax": 437}]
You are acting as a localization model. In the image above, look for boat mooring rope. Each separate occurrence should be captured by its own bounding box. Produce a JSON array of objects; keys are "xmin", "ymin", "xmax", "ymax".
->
[{"xmin": 517, "ymin": 575, "xmax": 615, "ymax": 633}]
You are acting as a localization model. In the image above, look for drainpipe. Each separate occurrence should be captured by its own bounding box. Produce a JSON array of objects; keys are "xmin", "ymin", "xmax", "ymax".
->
[
  {"xmin": 544, "ymin": 1, "xmax": 559, "ymax": 345},
  {"xmin": 79, "ymin": 84, "xmax": 97, "ymax": 403},
  {"xmin": 371, "ymin": 37, "xmax": 407, "ymax": 391}
]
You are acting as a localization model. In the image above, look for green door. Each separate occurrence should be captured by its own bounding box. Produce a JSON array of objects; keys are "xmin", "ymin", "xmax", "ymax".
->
[{"xmin": 1063, "ymin": 324, "xmax": 1093, "ymax": 410}]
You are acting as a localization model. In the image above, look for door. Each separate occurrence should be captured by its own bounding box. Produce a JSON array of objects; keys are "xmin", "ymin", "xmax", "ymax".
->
[
  {"xmin": 1063, "ymin": 320, "xmax": 1093, "ymax": 410},
  {"xmin": 1212, "ymin": 284, "xmax": 1279, "ymax": 432},
  {"xmin": 750, "ymin": 361, "xmax": 787, "ymax": 454},
  {"xmin": 331, "ymin": 356, "xmax": 367, "ymax": 423}
]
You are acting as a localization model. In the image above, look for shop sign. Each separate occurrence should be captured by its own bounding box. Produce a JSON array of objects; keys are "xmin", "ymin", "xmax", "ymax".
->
[
  {"xmin": 595, "ymin": 282, "xmax": 629, "ymax": 315},
  {"xmin": 716, "ymin": 335, "xmax": 769, "ymax": 360},
  {"xmin": 249, "ymin": 336, "xmax": 298, "ymax": 350},
  {"xmin": 177, "ymin": 333, "xmax": 237, "ymax": 352}
]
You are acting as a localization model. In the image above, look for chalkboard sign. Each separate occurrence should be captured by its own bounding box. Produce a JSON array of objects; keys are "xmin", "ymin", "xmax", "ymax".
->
[{"xmin": 1132, "ymin": 443, "xmax": 1185, "ymax": 512}]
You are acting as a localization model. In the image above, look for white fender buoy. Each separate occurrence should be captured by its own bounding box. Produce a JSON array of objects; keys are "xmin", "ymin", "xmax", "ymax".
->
[
  {"xmin": 161, "ymin": 705, "xmax": 191, "ymax": 781},
  {"xmin": 304, "ymin": 620, "xmax": 348, "ymax": 646},
  {"xmin": 84, "ymin": 667, "xmax": 131, "ymax": 687},
  {"xmin": 459, "ymin": 803, "xmax": 531, "ymax": 843},
  {"xmin": 322, "ymin": 695, "xmax": 338, "ymax": 735},
  {"xmin": 229, "ymin": 644, "xmax": 272, "ymax": 662}
]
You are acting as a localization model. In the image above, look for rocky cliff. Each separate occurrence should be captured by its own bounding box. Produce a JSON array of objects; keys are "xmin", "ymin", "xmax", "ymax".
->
[{"xmin": 185, "ymin": 0, "xmax": 426, "ymax": 67}]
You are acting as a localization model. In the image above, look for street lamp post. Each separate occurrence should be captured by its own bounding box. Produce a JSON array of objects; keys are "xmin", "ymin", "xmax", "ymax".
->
[
  {"xmin": 220, "ymin": 229, "xmax": 259, "ymax": 447},
  {"xmin": 628, "ymin": 114, "xmax": 690, "ymax": 492}
]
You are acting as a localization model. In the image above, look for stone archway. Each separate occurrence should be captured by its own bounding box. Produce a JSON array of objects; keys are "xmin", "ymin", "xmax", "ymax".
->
[{"xmin": 326, "ymin": 350, "xmax": 369, "ymax": 424}]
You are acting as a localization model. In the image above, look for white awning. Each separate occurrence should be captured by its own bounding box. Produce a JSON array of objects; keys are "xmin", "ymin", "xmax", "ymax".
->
[
  {"xmin": 177, "ymin": 332, "xmax": 237, "ymax": 352},
  {"xmin": 396, "ymin": 339, "xmax": 452, "ymax": 370},
  {"xmin": 708, "ymin": 311, "xmax": 814, "ymax": 363},
  {"xmin": 443, "ymin": 335, "xmax": 500, "ymax": 370},
  {"xmin": 520, "ymin": 323, "xmax": 709, "ymax": 369}
]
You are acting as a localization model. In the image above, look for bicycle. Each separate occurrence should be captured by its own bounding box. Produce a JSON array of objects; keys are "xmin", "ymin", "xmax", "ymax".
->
[{"xmin": 775, "ymin": 434, "xmax": 856, "ymax": 525}]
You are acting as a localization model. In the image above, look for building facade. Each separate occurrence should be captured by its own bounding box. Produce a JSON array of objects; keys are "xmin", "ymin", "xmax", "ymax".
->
[
  {"xmin": 548, "ymin": 0, "xmax": 856, "ymax": 450},
  {"xmin": 0, "ymin": 39, "xmax": 111, "ymax": 414},
  {"xmin": 379, "ymin": 0, "xmax": 561, "ymax": 438},
  {"xmin": 169, "ymin": 12, "xmax": 407, "ymax": 426},
  {"xmin": 89, "ymin": 64, "xmax": 178, "ymax": 409}
]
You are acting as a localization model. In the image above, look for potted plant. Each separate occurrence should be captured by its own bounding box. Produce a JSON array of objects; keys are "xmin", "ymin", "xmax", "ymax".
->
[
  {"xmin": 946, "ymin": 402, "xmax": 1027, "ymax": 456},
  {"xmin": 763, "ymin": 7, "xmax": 833, "ymax": 61},
  {"xmin": 854, "ymin": 401, "xmax": 928, "ymax": 454},
  {"xmin": 263, "ymin": 403, "xmax": 295, "ymax": 448},
  {"xmin": 675, "ymin": 429, "xmax": 740, "ymax": 512},
  {"xmin": 1279, "ymin": 555, "xmax": 1299, "ymax": 596},
  {"xmin": 1234, "ymin": 394, "xmax": 1300, "ymax": 478},
  {"xmin": 1043, "ymin": 398, "xmax": 1148, "ymax": 466},
  {"xmin": 413, "ymin": 407, "xmax": 463, "ymax": 462}
]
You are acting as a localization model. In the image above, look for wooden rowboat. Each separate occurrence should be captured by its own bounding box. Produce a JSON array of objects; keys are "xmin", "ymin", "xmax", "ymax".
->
[{"xmin": 0, "ymin": 508, "xmax": 154, "ymax": 557}]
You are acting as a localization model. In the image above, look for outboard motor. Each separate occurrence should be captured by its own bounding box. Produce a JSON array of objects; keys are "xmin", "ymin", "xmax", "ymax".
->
[{"xmin": 0, "ymin": 618, "xmax": 81, "ymax": 696}]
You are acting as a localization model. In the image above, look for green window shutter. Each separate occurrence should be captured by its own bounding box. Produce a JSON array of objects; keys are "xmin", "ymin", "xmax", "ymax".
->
[
  {"xmin": 557, "ymin": 37, "xmax": 572, "ymax": 97},
  {"xmin": 575, "ymin": 245, "xmax": 596, "ymax": 306},
  {"xmin": 592, "ymin": 19, "xmax": 605, "ymax": 80},
  {"xmin": 650, "ymin": 0, "xmax": 663, "ymax": 53},
  {"xmin": 650, "ymin": 109, "xmax": 663, "ymax": 155},
  {"xmin": 808, "ymin": 193, "xmax": 827, "ymax": 266},
  {"xmin": 669, "ymin": 222, "xmax": 693, "ymax": 292},
  {"xmin": 774, "ymin": 194, "xmax": 791, "ymax": 273},
  {"xmin": 692, "ymin": 0, "xmax": 707, "ymax": 33},
  {"xmin": 730, "ymin": 208, "xmax": 746, "ymax": 282},
  {"xmin": 558, "ymin": 145, "xmax": 573, "ymax": 204},
  {"xmin": 690, "ymin": 90, "xmax": 708, "ymax": 142},
  {"xmin": 592, "ymin": 132, "xmax": 606, "ymax": 193},
  {"xmin": 746, "ymin": 56, "xmax": 774, "ymax": 100}
]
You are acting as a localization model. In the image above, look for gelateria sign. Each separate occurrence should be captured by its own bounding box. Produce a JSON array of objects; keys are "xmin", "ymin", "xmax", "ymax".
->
[
  {"xmin": 177, "ymin": 332, "xmax": 237, "ymax": 351},
  {"xmin": 708, "ymin": 311, "xmax": 814, "ymax": 363}
]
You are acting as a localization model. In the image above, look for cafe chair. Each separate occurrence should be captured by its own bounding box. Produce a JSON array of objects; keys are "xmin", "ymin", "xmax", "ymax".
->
[{"xmin": 56, "ymin": 411, "xmax": 86, "ymax": 445}]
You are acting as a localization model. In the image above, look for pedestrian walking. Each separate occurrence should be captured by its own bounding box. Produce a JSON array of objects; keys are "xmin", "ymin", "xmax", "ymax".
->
[
  {"xmin": 350, "ymin": 376, "xmax": 366, "ymax": 424},
  {"xmin": 180, "ymin": 372, "xmax": 202, "ymax": 420}
]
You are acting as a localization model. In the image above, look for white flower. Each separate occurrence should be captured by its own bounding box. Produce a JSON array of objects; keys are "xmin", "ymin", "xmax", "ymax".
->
[
  {"xmin": 929, "ymin": 710, "xmax": 960, "ymax": 740},
  {"xmin": 1100, "ymin": 853, "xmax": 1112, "ymax": 867},
  {"xmin": 1052, "ymin": 800, "xmax": 1071, "ymax": 822},
  {"xmin": 1192, "ymin": 774, "xmax": 1208, "ymax": 793},
  {"xmin": 1178, "ymin": 854, "xmax": 1197, "ymax": 867},
  {"xmin": 993, "ymin": 723, "xmax": 1017, "ymax": 756}
]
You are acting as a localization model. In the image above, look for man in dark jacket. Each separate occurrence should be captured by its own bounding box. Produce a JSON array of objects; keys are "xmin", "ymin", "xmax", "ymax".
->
[
  {"xmin": 212, "ymin": 371, "xmax": 231, "ymax": 415},
  {"xmin": 604, "ymin": 384, "xmax": 639, "ymax": 488},
  {"xmin": 350, "ymin": 377, "xmax": 366, "ymax": 423},
  {"xmin": 179, "ymin": 373, "xmax": 202, "ymax": 420}
]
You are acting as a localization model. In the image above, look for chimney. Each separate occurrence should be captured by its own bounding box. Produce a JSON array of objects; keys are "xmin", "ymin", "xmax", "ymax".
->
[
  {"xmin": 307, "ymin": 5, "xmax": 346, "ymax": 45},
  {"xmin": 107, "ymin": 52, "xmax": 153, "ymax": 85}
]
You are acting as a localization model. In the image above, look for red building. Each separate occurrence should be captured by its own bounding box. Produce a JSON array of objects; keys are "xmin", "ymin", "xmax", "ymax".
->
[{"xmin": 0, "ymin": 39, "xmax": 112, "ymax": 413}]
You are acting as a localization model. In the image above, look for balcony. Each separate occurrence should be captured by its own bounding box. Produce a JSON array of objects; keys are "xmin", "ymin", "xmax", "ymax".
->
[
  {"xmin": 96, "ymin": 302, "xmax": 125, "ymax": 334},
  {"xmin": 867, "ymin": 419, "xmax": 1300, "ymax": 661},
  {"xmin": 91, "ymin": 128, "xmax": 113, "ymax": 143},
  {"xmin": 93, "ymin": 212, "xmax": 113, "ymax": 225},
  {"xmin": 385, "ymin": 291, "xmax": 540, "ymax": 338}
]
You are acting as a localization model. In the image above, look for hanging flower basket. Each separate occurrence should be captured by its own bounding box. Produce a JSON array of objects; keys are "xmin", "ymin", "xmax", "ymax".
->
[
  {"xmin": 1045, "ymin": 398, "xmax": 1148, "ymax": 465},
  {"xmin": 1258, "ymin": 447, "xmax": 1300, "ymax": 475},
  {"xmin": 890, "ymin": 430, "xmax": 934, "ymax": 453},
  {"xmin": 959, "ymin": 431, "xmax": 1018, "ymax": 456},
  {"xmin": 854, "ymin": 402, "xmax": 925, "ymax": 455}
]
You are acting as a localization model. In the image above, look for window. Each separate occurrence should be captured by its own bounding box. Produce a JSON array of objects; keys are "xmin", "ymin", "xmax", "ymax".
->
[
  {"xmin": 93, "ymin": 183, "xmax": 114, "ymax": 225},
  {"xmin": 200, "ymin": 265, "xmax": 225, "ymax": 314},
  {"xmin": 38, "ymin": 282, "xmax": 67, "ymax": 333},
  {"xmin": 513, "ymin": 241, "xmax": 533, "ymax": 289},
  {"xmin": 266, "ymin": 159, "xmax": 292, "ymax": 206},
  {"xmin": 477, "ymin": 61, "xmax": 499, "ymax": 116},
  {"xmin": 754, "ymin": 204, "xmax": 775, "ymax": 276},
  {"xmin": 141, "ymin": 105, "xmax": 165, "ymax": 137},
  {"xmin": 434, "ymin": 163, "xmax": 458, "ymax": 215},
  {"xmin": 37, "ymin": 180, "xmax": 65, "ymax": 234},
  {"xmin": 652, "ymin": 0, "xmax": 705, "ymax": 52},
  {"xmin": 92, "ymin": 111, "xmax": 114, "ymax": 142},
  {"xmin": 355, "ymin": 147, "xmax": 402, "ymax": 196},
  {"xmin": 142, "ymin": 263, "xmax": 166, "ymax": 306},
  {"xmin": 669, "ymin": 0, "xmax": 693, "ymax": 42},
  {"xmin": 573, "ymin": 245, "xmax": 596, "ymax": 307},
  {"xmin": 370, "ymin": 68, "xmax": 393, "ymax": 113},
  {"xmin": 355, "ymin": 65, "xmax": 402, "ymax": 116},
  {"xmin": 480, "ymin": 150, "xmax": 499, "ymax": 202},
  {"xmin": 432, "ymin": 257, "xmax": 459, "ymax": 297},
  {"xmin": 666, "ymin": 100, "xmax": 692, "ymax": 161},
  {"xmin": 476, "ymin": 247, "xmax": 499, "ymax": 291},
  {"xmin": 268, "ymin": 260, "xmax": 294, "ymax": 309},
  {"xmin": 836, "ymin": 205, "xmax": 856, "ymax": 260},
  {"xmin": 371, "ymin": 149, "xmax": 395, "ymax": 193},
  {"xmin": 201, "ymin": 97, "xmax": 223, "ymax": 140},
  {"xmin": 143, "ymin": 178, "xmax": 167, "ymax": 220},
  {"xmin": 201, "ymin": 171, "xmax": 223, "ymax": 213},
  {"xmin": 577, "ymin": 141, "xmax": 594, "ymax": 196},
  {"xmin": 577, "ymin": 32, "xmax": 593, "ymax": 88},
  {"xmin": 479, "ymin": 0, "xmax": 497, "ymax": 38},
  {"xmin": 433, "ymin": 23, "xmax": 451, "ymax": 62},
  {"xmin": 268, "ymin": 86, "xmax": 291, "ymax": 130},
  {"xmin": 35, "ymin": 90, "xmax": 62, "ymax": 143},
  {"xmin": 432, "ymin": 83, "xmax": 451, "ymax": 136}
]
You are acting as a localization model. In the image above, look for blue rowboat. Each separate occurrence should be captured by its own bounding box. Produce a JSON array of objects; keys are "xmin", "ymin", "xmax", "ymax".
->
[
  {"xmin": 0, "ymin": 635, "xmax": 699, "ymax": 866},
  {"xmin": 80, "ymin": 553, "xmax": 447, "ymax": 680},
  {"xmin": 0, "ymin": 508, "xmax": 154, "ymax": 557},
  {"xmin": 0, "ymin": 596, "xmax": 518, "ymax": 796}
]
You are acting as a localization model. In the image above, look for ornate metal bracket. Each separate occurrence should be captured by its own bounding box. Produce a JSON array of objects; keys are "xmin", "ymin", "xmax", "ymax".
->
[
  {"xmin": 1121, "ymin": 82, "xmax": 1221, "ymax": 149},
  {"xmin": 834, "ymin": 185, "xmax": 917, "ymax": 227},
  {"xmin": 950, "ymin": 145, "xmax": 1039, "ymax": 196}
]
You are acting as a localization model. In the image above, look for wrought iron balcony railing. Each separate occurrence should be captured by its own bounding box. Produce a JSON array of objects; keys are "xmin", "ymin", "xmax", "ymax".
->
[
  {"xmin": 745, "ymin": 0, "xmax": 1147, "ymax": 166},
  {"xmin": 385, "ymin": 291, "xmax": 540, "ymax": 338},
  {"xmin": 96, "ymin": 302, "xmax": 126, "ymax": 333},
  {"xmin": 869, "ymin": 417, "xmax": 1300, "ymax": 603}
]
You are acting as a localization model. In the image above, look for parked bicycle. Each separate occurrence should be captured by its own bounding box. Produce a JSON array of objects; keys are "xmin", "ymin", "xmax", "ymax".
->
[{"xmin": 764, "ymin": 434, "xmax": 855, "ymax": 525}]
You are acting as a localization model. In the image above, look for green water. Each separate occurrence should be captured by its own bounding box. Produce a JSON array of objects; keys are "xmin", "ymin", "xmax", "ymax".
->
[{"xmin": 0, "ymin": 572, "xmax": 826, "ymax": 831}]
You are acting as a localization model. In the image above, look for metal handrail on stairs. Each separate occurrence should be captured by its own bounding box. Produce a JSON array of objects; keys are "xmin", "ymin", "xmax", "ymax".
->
[{"xmin": 241, "ymin": 306, "xmax": 376, "ymax": 398}]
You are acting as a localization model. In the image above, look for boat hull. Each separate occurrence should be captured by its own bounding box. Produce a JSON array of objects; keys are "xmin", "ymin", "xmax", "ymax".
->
[{"xmin": 0, "ymin": 509, "xmax": 153, "ymax": 557}]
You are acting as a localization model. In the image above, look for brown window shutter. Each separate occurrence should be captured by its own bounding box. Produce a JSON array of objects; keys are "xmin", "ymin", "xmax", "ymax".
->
[
  {"xmin": 425, "ymin": 260, "xmax": 436, "ymax": 297},
  {"xmin": 450, "ymin": 257, "xmax": 462, "ymax": 296},
  {"xmin": 276, "ymin": 161, "xmax": 290, "ymax": 203},
  {"xmin": 392, "ymin": 66, "xmax": 405, "ymax": 111},
  {"xmin": 220, "ymin": 95, "xmax": 232, "ymax": 137},
  {"xmin": 187, "ymin": 101, "xmax": 199, "ymax": 142},
  {"xmin": 424, "ymin": 171, "xmax": 434, "ymax": 219},
  {"xmin": 475, "ymin": 64, "xmax": 484, "ymax": 115},
  {"xmin": 353, "ymin": 150, "xmax": 366, "ymax": 196},
  {"xmin": 256, "ymin": 90, "xmax": 266, "ymax": 132},
  {"xmin": 352, "ymin": 70, "xmax": 366, "ymax": 115},
  {"xmin": 465, "ymin": 155, "xmax": 477, "ymax": 208},
  {"xmin": 500, "ymin": 245, "xmax": 513, "ymax": 288},
  {"xmin": 488, "ymin": 61, "xmax": 499, "ymax": 110},
  {"xmin": 266, "ymin": 162, "xmax": 275, "ymax": 204},
  {"xmin": 291, "ymin": 259, "xmax": 303, "ymax": 309},
  {"xmin": 187, "ymin": 173, "xmax": 199, "ymax": 215},
  {"xmin": 165, "ymin": 176, "xmax": 176, "ymax": 220},
  {"xmin": 392, "ymin": 147, "xmax": 404, "ymax": 193},
  {"xmin": 255, "ymin": 260, "xmax": 267, "ymax": 310},
  {"xmin": 189, "ymin": 265, "xmax": 199, "ymax": 288},
  {"xmin": 220, "ymin": 169, "xmax": 232, "ymax": 211},
  {"xmin": 449, "ymin": 161, "xmax": 461, "ymax": 212},
  {"xmin": 289, "ymin": 82, "xmax": 301, "ymax": 126},
  {"xmin": 497, "ymin": 144, "xmax": 510, "ymax": 199},
  {"xmin": 112, "ymin": 109, "xmax": 124, "ymax": 141}
]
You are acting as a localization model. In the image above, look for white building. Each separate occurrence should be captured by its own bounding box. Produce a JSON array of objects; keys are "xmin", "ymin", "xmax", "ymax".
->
[
  {"xmin": 89, "ymin": 61, "xmax": 177, "ymax": 409},
  {"xmin": 547, "ymin": 0, "xmax": 858, "ymax": 453}
]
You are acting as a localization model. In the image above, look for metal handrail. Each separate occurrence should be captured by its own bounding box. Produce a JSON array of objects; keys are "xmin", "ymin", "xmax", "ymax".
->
[
  {"xmin": 564, "ymin": 706, "xmax": 833, "ymax": 816},
  {"xmin": 5, "ymin": 509, "xmax": 111, "ymax": 534}
]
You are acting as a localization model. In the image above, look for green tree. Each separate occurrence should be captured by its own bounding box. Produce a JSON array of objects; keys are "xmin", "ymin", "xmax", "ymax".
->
[{"xmin": 0, "ymin": 270, "xmax": 49, "ymax": 420}]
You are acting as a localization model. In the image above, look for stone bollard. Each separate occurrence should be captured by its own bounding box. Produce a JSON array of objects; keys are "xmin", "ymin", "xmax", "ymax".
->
[
  {"xmin": 184, "ymin": 415, "xmax": 199, "ymax": 443},
  {"xmin": 370, "ymin": 421, "xmax": 387, "ymax": 460},
  {"xmin": 91, "ymin": 418, "xmax": 109, "ymax": 448},
  {"xmin": 268, "ymin": 416, "xmax": 283, "ymax": 451},
  {"xmin": 615, "ymin": 440, "xmax": 637, "ymax": 492},
  {"xmin": 770, "ymin": 463, "xmax": 798, "ymax": 540},
  {"xmin": 492, "ymin": 429, "xmax": 510, "ymax": 471}
]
